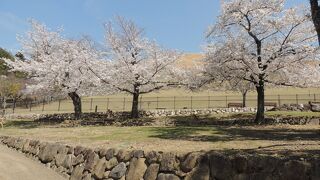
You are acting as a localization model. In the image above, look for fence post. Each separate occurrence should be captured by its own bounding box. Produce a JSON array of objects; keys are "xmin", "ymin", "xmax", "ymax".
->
[
  {"xmin": 42, "ymin": 99, "xmax": 45, "ymax": 112},
  {"xmin": 156, "ymin": 97, "xmax": 159, "ymax": 109},
  {"xmin": 314, "ymin": 94, "xmax": 316, "ymax": 101},
  {"xmin": 95, "ymin": 105, "xmax": 98, "ymax": 113},
  {"xmin": 58, "ymin": 99, "xmax": 61, "ymax": 111},
  {"xmin": 123, "ymin": 98, "xmax": 126, "ymax": 111},
  {"xmin": 90, "ymin": 98, "xmax": 93, "ymax": 111},
  {"xmin": 208, "ymin": 96, "xmax": 210, "ymax": 108},
  {"xmin": 107, "ymin": 98, "xmax": 109, "ymax": 110},
  {"xmin": 29, "ymin": 101, "xmax": 32, "ymax": 112},
  {"xmin": 191, "ymin": 96, "xmax": 193, "ymax": 110},
  {"xmin": 173, "ymin": 96, "xmax": 176, "ymax": 110},
  {"xmin": 296, "ymin": 94, "xmax": 299, "ymax": 104},
  {"xmin": 225, "ymin": 96, "xmax": 228, "ymax": 108},
  {"xmin": 278, "ymin": 95, "xmax": 281, "ymax": 106}
]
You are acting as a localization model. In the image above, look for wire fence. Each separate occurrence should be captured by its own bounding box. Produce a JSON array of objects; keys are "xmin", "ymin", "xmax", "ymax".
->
[{"xmin": 1, "ymin": 93, "xmax": 320, "ymax": 115}]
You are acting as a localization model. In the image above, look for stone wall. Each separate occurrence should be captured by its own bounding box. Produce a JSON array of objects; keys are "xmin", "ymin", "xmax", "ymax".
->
[
  {"xmin": 0, "ymin": 136, "xmax": 319, "ymax": 180},
  {"xmin": 4, "ymin": 107, "xmax": 261, "ymax": 120},
  {"xmin": 142, "ymin": 107, "xmax": 260, "ymax": 117}
]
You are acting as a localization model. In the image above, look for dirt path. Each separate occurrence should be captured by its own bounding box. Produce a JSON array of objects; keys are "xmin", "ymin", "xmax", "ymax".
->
[{"xmin": 0, "ymin": 145, "xmax": 65, "ymax": 180}]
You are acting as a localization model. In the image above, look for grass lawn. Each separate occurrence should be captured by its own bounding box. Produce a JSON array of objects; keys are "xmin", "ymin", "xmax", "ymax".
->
[{"xmin": 1, "ymin": 112, "xmax": 319, "ymax": 155}]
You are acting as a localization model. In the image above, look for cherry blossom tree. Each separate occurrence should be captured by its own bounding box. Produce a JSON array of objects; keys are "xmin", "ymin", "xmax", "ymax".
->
[
  {"xmin": 3, "ymin": 20, "xmax": 102, "ymax": 118},
  {"xmin": 227, "ymin": 80, "xmax": 254, "ymax": 107},
  {"xmin": 205, "ymin": 0, "xmax": 317, "ymax": 123},
  {"xmin": 94, "ymin": 17, "xmax": 181, "ymax": 118}
]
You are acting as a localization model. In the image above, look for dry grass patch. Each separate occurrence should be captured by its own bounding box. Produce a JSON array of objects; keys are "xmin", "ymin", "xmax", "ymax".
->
[{"xmin": 0, "ymin": 118, "xmax": 319, "ymax": 154}]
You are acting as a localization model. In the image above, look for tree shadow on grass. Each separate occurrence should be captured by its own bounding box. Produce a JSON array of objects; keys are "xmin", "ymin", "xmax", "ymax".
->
[
  {"xmin": 148, "ymin": 125, "xmax": 320, "ymax": 157},
  {"xmin": 148, "ymin": 125, "xmax": 320, "ymax": 142},
  {"xmin": 217, "ymin": 127, "xmax": 320, "ymax": 141},
  {"xmin": 165, "ymin": 114, "xmax": 256, "ymax": 126},
  {"xmin": 148, "ymin": 126, "xmax": 233, "ymax": 142},
  {"xmin": 4, "ymin": 120, "xmax": 40, "ymax": 129}
]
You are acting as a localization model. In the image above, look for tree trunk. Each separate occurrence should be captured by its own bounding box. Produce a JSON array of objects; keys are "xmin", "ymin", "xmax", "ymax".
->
[
  {"xmin": 255, "ymin": 82, "xmax": 265, "ymax": 123},
  {"xmin": 68, "ymin": 92, "xmax": 82, "ymax": 119},
  {"xmin": 242, "ymin": 91, "xmax": 247, "ymax": 107},
  {"xmin": 131, "ymin": 92, "xmax": 140, "ymax": 118},
  {"xmin": 310, "ymin": 0, "xmax": 320, "ymax": 45}
]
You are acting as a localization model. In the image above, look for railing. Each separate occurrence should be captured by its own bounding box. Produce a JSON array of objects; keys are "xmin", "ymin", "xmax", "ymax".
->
[{"xmin": 1, "ymin": 93, "xmax": 319, "ymax": 114}]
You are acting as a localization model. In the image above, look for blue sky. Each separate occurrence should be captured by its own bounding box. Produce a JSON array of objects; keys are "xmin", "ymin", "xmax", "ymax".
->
[{"xmin": 0, "ymin": 0, "xmax": 308, "ymax": 53}]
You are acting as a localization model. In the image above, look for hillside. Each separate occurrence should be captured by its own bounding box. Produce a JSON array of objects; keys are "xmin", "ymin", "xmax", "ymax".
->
[{"xmin": 177, "ymin": 53, "xmax": 204, "ymax": 68}]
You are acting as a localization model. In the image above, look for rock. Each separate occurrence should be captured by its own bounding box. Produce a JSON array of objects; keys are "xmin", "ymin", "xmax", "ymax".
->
[
  {"xmin": 160, "ymin": 153, "xmax": 178, "ymax": 172},
  {"xmin": 84, "ymin": 151, "xmax": 99, "ymax": 172},
  {"xmin": 93, "ymin": 157, "xmax": 107, "ymax": 179},
  {"xmin": 29, "ymin": 139, "xmax": 40, "ymax": 147},
  {"xmin": 144, "ymin": 163, "xmax": 159, "ymax": 180},
  {"xmin": 185, "ymin": 156, "xmax": 210, "ymax": 180},
  {"xmin": 73, "ymin": 154, "xmax": 85, "ymax": 166},
  {"xmin": 57, "ymin": 145, "xmax": 69, "ymax": 155},
  {"xmin": 126, "ymin": 161, "xmax": 130, "ymax": 166},
  {"xmin": 30, "ymin": 145, "xmax": 40, "ymax": 156},
  {"xmin": 15, "ymin": 139, "xmax": 25, "ymax": 150},
  {"xmin": 133, "ymin": 150, "xmax": 144, "ymax": 158},
  {"xmin": 126, "ymin": 158, "xmax": 147, "ymax": 180},
  {"xmin": 308, "ymin": 119, "xmax": 320, "ymax": 125},
  {"xmin": 22, "ymin": 139, "xmax": 30, "ymax": 153},
  {"xmin": 94, "ymin": 147, "xmax": 101, "ymax": 154},
  {"xmin": 311, "ymin": 103, "xmax": 320, "ymax": 112},
  {"xmin": 74, "ymin": 146, "xmax": 85, "ymax": 156},
  {"xmin": 311, "ymin": 160, "xmax": 320, "ymax": 179},
  {"xmin": 62, "ymin": 154, "xmax": 74, "ymax": 169},
  {"xmin": 45, "ymin": 162, "xmax": 51, "ymax": 168},
  {"xmin": 103, "ymin": 171, "xmax": 111, "ymax": 179},
  {"xmin": 146, "ymin": 151, "xmax": 161, "ymax": 164},
  {"xmin": 157, "ymin": 173, "xmax": 180, "ymax": 180},
  {"xmin": 282, "ymin": 160, "xmax": 311, "ymax": 180},
  {"xmin": 105, "ymin": 148, "xmax": 117, "ymax": 160},
  {"xmin": 181, "ymin": 152, "xmax": 201, "ymax": 173},
  {"xmin": 247, "ymin": 155, "xmax": 280, "ymax": 173},
  {"xmin": 175, "ymin": 170, "xmax": 186, "ymax": 177},
  {"xmin": 117, "ymin": 149, "xmax": 132, "ymax": 162},
  {"xmin": 55, "ymin": 154, "xmax": 67, "ymax": 167},
  {"xmin": 55, "ymin": 166, "xmax": 64, "ymax": 173},
  {"xmin": 248, "ymin": 172, "xmax": 274, "ymax": 180},
  {"xmin": 67, "ymin": 166, "xmax": 74, "ymax": 175},
  {"xmin": 61, "ymin": 173, "xmax": 70, "ymax": 179},
  {"xmin": 99, "ymin": 148, "xmax": 108, "ymax": 157},
  {"xmin": 109, "ymin": 162, "xmax": 127, "ymax": 179},
  {"xmin": 67, "ymin": 146, "xmax": 74, "ymax": 154},
  {"xmin": 231, "ymin": 155, "xmax": 248, "ymax": 173},
  {"xmin": 233, "ymin": 173, "xmax": 250, "ymax": 180},
  {"xmin": 209, "ymin": 152, "xmax": 234, "ymax": 180},
  {"xmin": 70, "ymin": 164, "xmax": 84, "ymax": 180},
  {"xmin": 83, "ymin": 149, "xmax": 94, "ymax": 159},
  {"xmin": 38, "ymin": 143, "xmax": 60, "ymax": 163},
  {"xmin": 106, "ymin": 157, "xmax": 118, "ymax": 170},
  {"xmin": 176, "ymin": 152, "xmax": 187, "ymax": 162},
  {"xmin": 82, "ymin": 173, "xmax": 92, "ymax": 180}
]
